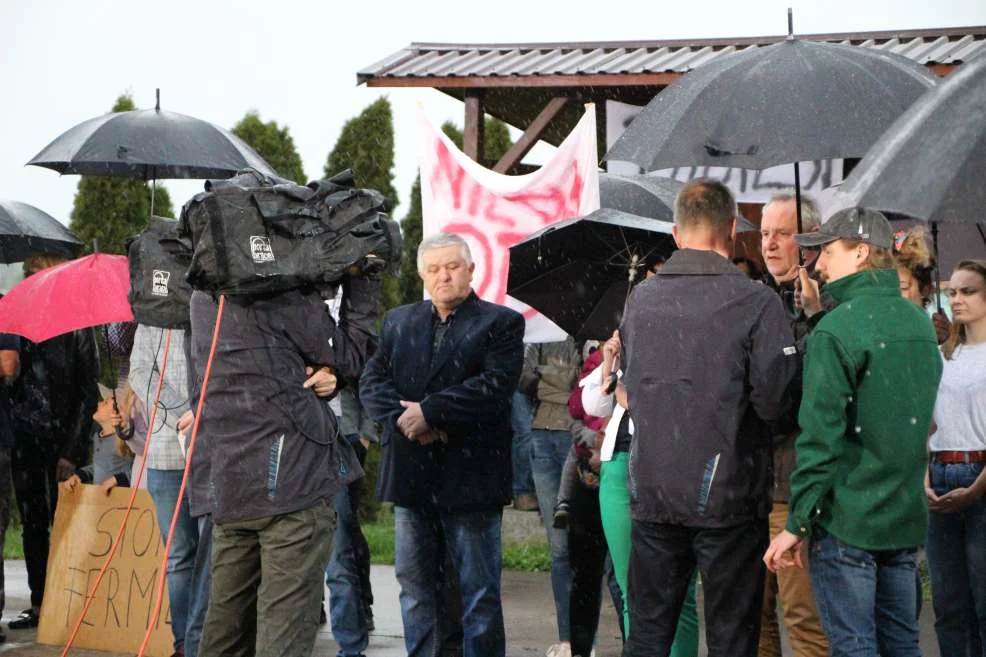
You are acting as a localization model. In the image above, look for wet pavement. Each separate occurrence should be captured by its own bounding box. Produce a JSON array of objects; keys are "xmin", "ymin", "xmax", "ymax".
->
[{"xmin": 0, "ymin": 559, "xmax": 940, "ymax": 656}]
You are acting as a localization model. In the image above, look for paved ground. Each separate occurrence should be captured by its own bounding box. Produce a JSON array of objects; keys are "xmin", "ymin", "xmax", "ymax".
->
[{"xmin": 0, "ymin": 559, "xmax": 940, "ymax": 657}]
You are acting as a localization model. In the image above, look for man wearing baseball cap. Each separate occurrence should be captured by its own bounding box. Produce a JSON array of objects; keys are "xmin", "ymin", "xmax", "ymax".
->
[{"xmin": 764, "ymin": 207, "xmax": 942, "ymax": 657}]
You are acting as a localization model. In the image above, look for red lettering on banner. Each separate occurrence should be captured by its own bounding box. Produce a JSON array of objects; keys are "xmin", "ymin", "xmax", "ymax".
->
[{"xmin": 427, "ymin": 133, "xmax": 589, "ymax": 320}]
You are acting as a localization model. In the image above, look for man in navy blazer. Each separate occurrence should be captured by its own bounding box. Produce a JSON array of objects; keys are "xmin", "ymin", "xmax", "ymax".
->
[{"xmin": 361, "ymin": 232, "xmax": 524, "ymax": 657}]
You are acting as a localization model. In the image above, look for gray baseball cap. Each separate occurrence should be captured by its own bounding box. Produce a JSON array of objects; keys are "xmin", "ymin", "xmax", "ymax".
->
[{"xmin": 795, "ymin": 207, "xmax": 893, "ymax": 250}]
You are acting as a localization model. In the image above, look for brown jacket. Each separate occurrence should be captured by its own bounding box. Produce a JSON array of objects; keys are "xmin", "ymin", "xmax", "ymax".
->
[{"xmin": 519, "ymin": 339, "xmax": 581, "ymax": 431}]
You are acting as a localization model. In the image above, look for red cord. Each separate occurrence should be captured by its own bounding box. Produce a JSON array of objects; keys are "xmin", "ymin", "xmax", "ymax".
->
[
  {"xmin": 59, "ymin": 328, "xmax": 173, "ymax": 657},
  {"xmin": 137, "ymin": 295, "xmax": 225, "ymax": 657}
]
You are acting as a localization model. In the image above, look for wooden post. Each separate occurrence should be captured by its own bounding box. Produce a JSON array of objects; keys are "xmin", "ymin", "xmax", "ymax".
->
[
  {"xmin": 464, "ymin": 90, "xmax": 485, "ymax": 162},
  {"xmin": 594, "ymin": 99, "xmax": 608, "ymax": 169},
  {"xmin": 493, "ymin": 96, "xmax": 569, "ymax": 174}
]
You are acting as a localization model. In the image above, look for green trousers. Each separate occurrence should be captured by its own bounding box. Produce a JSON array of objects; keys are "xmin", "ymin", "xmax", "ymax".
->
[
  {"xmin": 599, "ymin": 452, "xmax": 699, "ymax": 657},
  {"xmin": 199, "ymin": 501, "xmax": 336, "ymax": 657}
]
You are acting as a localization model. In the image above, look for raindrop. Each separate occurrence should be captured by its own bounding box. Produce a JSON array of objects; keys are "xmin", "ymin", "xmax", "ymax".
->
[
  {"xmin": 847, "ymin": 395, "xmax": 854, "ymax": 403},
  {"xmin": 879, "ymin": 342, "xmax": 886, "ymax": 349},
  {"xmin": 866, "ymin": 369, "xmax": 872, "ymax": 376},
  {"xmin": 910, "ymin": 417, "xmax": 917, "ymax": 425},
  {"xmin": 846, "ymin": 303, "xmax": 852, "ymax": 310},
  {"xmin": 854, "ymin": 425, "xmax": 862, "ymax": 433}
]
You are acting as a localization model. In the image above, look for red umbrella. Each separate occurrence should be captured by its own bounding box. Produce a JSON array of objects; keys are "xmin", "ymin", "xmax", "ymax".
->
[{"xmin": 0, "ymin": 253, "xmax": 133, "ymax": 342}]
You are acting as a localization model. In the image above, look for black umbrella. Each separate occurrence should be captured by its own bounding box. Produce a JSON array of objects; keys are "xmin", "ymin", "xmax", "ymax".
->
[
  {"xmin": 605, "ymin": 12, "xmax": 937, "ymax": 232},
  {"xmin": 834, "ymin": 54, "xmax": 986, "ymax": 307},
  {"xmin": 27, "ymin": 90, "xmax": 276, "ymax": 214},
  {"xmin": 599, "ymin": 172, "xmax": 759, "ymax": 231},
  {"xmin": 0, "ymin": 199, "xmax": 83, "ymax": 263},
  {"xmin": 600, "ymin": 173, "xmax": 682, "ymax": 220},
  {"xmin": 508, "ymin": 208, "xmax": 675, "ymax": 339}
]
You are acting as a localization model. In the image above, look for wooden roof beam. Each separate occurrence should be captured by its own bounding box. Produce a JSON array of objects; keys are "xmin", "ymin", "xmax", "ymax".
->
[{"xmin": 493, "ymin": 96, "xmax": 569, "ymax": 174}]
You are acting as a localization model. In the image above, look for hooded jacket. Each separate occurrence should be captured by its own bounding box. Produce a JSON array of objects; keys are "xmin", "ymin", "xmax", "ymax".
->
[{"xmin": 187, "ymin": 279, "xmax": 377, "ymax": 523}]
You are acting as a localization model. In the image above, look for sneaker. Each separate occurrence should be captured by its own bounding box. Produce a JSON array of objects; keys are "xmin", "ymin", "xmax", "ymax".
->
[
  {"xmin": 552, "ymin": 502, "xmax": 570, "ymax": 530},
  {"xmin": 364, "ymin": 603, "xmax": 375, "ymax": 632},
  {"xmin": 512, "ymin": 494, "xmax": 539, "ymax": 512},
  {"xmin": 319, "ymin": 603, "xmax": 327, "ymax": 625},
  {"xmin": 545, "ymin": 641, "xmax": 572, "ymax": 657}
]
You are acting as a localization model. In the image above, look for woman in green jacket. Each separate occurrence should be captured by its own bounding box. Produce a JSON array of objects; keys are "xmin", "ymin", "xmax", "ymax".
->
[{"xmin": 763, "ymin": 207, "xmax": 943, "ymax": 657}]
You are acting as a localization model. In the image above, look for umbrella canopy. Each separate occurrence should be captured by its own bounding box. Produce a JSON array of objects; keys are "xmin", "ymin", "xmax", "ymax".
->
[
  {"xmin": 0, "ymin": 199, "xmax": 82, "ymax": 263},
  {"xmin": 605, "ymin": 38, "xmax": 937, "ymax": 171},
  {"xmin": 834, "ymin": 53, "xmax": 986, "ymax": 224},
  {"xmin": 0, "ymin": 254, "xmax": 133, "ymax": 342},
  {"xmin": 599, "ymin": 173, "xmax": 758, "ymax": 231},
  {"xmin": 28, "ymin": 107, "xmax": 276, "ymax": 180},
  {"xmin": 599, "ymin": 173, "xmax": 683, "ymax": 220},
  {"xmin": 508, "ymin": 208, "xmax": 675, "ymax": 339}
]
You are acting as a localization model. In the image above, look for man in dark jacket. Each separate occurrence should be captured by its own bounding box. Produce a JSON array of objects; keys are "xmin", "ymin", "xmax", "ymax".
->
[
  {"xmin": 757, "ymin": 190, "xmax": 829, "ymax": 657},
  {"xmin": 189, "ymin": 277, "xmax": 376, "ymax": 657},
  {"xmin": 361, "ymin": 232, "xmax": 524, "ymax": 657},
  {"xmin": 7, "ymin": 325, "xmax": 98, "ymax": 631},
  {"xmin": 621, "ymin": 180, "xmax": 798, "ymax": 657}
]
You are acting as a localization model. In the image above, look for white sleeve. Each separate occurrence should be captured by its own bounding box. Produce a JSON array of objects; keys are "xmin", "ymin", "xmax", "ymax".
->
[{"xmin": 580, "ymin": 363, "xmax": 615, "ymax": 417}]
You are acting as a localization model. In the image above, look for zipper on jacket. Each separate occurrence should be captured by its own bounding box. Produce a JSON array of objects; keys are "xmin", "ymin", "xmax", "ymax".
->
[{"xmin": 697, "ymin": 453, "xmax": 721, "ymax": 515}]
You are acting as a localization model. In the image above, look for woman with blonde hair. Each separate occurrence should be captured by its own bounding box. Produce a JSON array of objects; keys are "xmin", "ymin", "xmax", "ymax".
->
[{"xmin": 925, "ymin": 259, "xmax": 986, "ymax": 657}]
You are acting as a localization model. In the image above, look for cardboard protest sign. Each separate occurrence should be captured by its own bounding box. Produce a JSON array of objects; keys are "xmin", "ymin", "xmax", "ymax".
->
[{"xmin": 37, "ymin": 484, "xmax": 172, "ymax": 657}]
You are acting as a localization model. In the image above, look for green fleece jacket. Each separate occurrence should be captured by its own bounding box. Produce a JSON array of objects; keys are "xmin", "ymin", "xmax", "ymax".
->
[{"xmin": 786, "ymin": 269, "xmax": 942, "ymax": 550}]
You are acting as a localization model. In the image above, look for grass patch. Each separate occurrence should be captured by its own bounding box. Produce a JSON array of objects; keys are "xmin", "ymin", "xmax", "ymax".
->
[
  {"xmin": 363, "ymin": 505, "xmax": 550, "ymax": 572},
  {"xmin": 4, "ymin": 524, "xmax": 24, "ymax": 560}
]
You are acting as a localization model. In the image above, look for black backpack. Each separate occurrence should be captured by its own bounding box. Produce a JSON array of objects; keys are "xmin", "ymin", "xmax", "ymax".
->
[
  {"xmin": 127, "ymin": 217, "xmax": 194, "ymax": 329},
  {"xmin": 181, "ymin": 169, "xmax": 402, "ymax": 297}
]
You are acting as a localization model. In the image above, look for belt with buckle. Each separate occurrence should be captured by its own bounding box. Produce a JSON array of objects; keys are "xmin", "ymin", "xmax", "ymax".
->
[{"xmin": 931, "ymin": 450, "xmax": 986, "ymax": 464}]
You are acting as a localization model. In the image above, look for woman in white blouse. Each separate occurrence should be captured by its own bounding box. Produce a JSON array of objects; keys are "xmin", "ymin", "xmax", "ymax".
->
[
  {"xmin": 925, "ymin": 259, "xmax": 986, "ymax": 657},
  {"xmin": 581, "ymin": 330, "xmax": 698, "ymax": 657}
]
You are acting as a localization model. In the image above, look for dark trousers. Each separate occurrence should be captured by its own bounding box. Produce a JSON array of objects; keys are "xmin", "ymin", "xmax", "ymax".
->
[
  {"xmin": 11, "ymin": 438, "xmax": 57, "ymax": 608},
  {"xmin": 569, "ymin": 481, "xmax": 625, "ymax": 657},
  {"xmin": 0, "ymin": 448, "xmax": 11, "ymax": 615},
  {"xmin": 625, "ymin": 519, "xmax": 768, "ymax": 657}
]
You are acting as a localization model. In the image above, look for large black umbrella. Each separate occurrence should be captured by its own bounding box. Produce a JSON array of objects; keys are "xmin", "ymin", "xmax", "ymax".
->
[
  {"xmin": 0, "ymin": 199, "xmax": 83, "ymax": 263},
  {"xmin": 28, "ymin": 90, "xmax": 276, "ymax": 214},
  {"xmin": 508, "ymin": 208, "xmax": 675, "ymax": 339},
  {"xmin": 605, "ymin": 16, "xmax": 937, "ymax": 231}
]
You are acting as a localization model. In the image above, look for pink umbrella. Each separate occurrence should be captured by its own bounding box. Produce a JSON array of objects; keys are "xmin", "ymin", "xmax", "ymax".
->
[{"xmin": 0, "ymin": 253, "xmax": 133, "ymax": 342}]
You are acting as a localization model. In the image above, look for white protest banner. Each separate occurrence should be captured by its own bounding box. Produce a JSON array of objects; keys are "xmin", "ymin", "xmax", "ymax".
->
[{"xmin": 419, "ymin": 104, "xmax": 601, "ymax": 343}]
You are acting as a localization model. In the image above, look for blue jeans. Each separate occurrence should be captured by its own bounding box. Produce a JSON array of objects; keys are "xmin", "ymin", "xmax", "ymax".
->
[
  {"xmin": 394, "ymin": 505, "xmax": 505, "ymax": 657},
  {"xmin": 146, "ymin": 468, "xmax": 199, "ymax": 651},
  {"xmin": 927, "ymin": 461, "xmax": 986, "ymax": 657},
  {"xmin": 531, "ymin": 428, "xmax": 572, "ymax": 642},
  {"xmin": 326, "ymin": 437, "xmax": 371, "ymax": 657},
  {"xmin": 511, "ymin": 392, "xmax": 536, "ymax": 497},
  {"xmin": 184, "ymin": 514, "xmax": 212, "ymax": 657},
  {"xmin": 809, "ymin": 530, "xmax": 921, "ymax": 657}
]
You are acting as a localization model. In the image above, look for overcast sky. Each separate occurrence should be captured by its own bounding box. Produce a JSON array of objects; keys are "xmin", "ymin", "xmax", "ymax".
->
[{"xmin": 2, "ymin": 0, "xmax": 984, "ymax": 230}]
